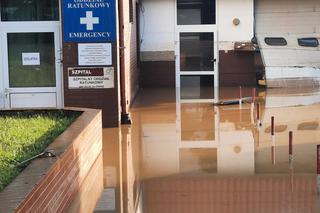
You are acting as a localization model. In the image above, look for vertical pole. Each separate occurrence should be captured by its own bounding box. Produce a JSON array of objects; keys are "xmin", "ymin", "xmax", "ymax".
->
[
  {"xmin": 289, "ymin": 131, "xmax": 294, "ymax": 192},
  {"xmin": 271, "ymin": 116, "xmax": 275, "ymax": 146},
  {"xmin": 290, "ymin": 166, "xmax": 294, "ymax": 193},
  {"xmin": 270, "ymin": 116, "xmax": 276, "ymax": 164},
  {"xmin": 317, "ymin": 145, "xmax": 320, "ymax": 194},
  {"xmin": 257, "ymin": 103, "xmax": 262, "ymax": 127},
  {"xmin": 289, "ymin": 131, "xmax": 293, "ymax": 167},
  {"xmin": 250, "ymin": 88, "xmax": 255, "ymax": 124},
  {"xmin": 239, "ymin": 86, "xmax": 242, "ymax": 107},
  {"xmin": 252, "ymin": 88, "xmax": 256, "ymax": 103},
  {"xmin": 250, "ymin": 105, "xmax": 254, "ymax": 124},
  {"xmin": 271, "ymin": 146, "xmax": 276, "ymax": 165},
  {"xmin": 253, "ymin": 127, "xmax": 260, "ymax": 147}
]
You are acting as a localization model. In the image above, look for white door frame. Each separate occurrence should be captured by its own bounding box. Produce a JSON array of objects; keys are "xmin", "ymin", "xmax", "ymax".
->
[
  {"xmin": 0, "ymin": 21, "xmax": 63, "ymax": 109},
  {"xmin": 0, "ymin": 32, "xmax": 4, "ymax": 109},
  {"xmin": 174, "ymin": 0, "xmax": 219, "ymax": 103}
]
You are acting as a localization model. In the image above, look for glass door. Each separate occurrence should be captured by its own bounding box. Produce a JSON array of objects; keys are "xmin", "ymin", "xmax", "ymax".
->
[
  {"xmin": 1, "ymin": 23, "xmax": 62, "ymax": 108},
  {"xmin": 0, "ymin": 0, "xmax": 61, "ymax": 109},
  {"xmin": 175, "ymin": 0, "xmax": 218, "ymax": 103}
]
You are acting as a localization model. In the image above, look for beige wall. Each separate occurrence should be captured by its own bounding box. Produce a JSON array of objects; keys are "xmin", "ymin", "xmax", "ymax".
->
[{"xmin": 218, "ymin": 0, "xmax": 254, "ymax": 50}]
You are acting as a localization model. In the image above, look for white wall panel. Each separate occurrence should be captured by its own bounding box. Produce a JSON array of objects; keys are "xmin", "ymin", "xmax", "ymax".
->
[
  {"xmin": 10, "ymin": 93, "xmax": 57, "ymax": 108},
  {"xmin": 256, "ymin": 0, "xmax": 320, "ymax": 82},
  {"xmin": 140, "ymin": 0, "xmax": 175, "ymax": 52},
  {"xmin": 218, "ymin": 0, "xmax": 254, "ymax": 43}
]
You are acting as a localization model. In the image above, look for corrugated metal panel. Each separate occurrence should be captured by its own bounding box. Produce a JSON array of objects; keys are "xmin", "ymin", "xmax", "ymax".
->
[{"xmin": 255, "ymin": 0, "xmax": 320, "ymax": 86}]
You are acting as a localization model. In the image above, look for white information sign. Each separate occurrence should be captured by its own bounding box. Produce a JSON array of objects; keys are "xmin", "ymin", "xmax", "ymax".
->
[
  {"xmin": 78, "ymin": 43, "xmax": 112, "ymax": 66},
  {"xmin": 22, "ymin": 53, "xmax": 40, "ymax": 66},
  {"xmin": 68, "ymin": 67, "xmax": 114, "ymax": 89}
]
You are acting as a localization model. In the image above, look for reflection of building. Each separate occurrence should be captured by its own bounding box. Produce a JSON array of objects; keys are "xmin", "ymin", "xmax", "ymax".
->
[
  {"xmin": 139, "ymin": 89, "xmax": 320, "ymax": 178},
  {"xmin": 138, "ymin": 89, "xmax": 256, "ymax": 178},
  {"xmin": 142, "ymin": 175, "xmax": 317, "ymax": 213},
  {"xmin": 94, "ymin": 126, "xmax": 144, "ymax": 213},
  {"xmin": 130, "ymin": 88, "xmax": 320, "ymax": 212}
]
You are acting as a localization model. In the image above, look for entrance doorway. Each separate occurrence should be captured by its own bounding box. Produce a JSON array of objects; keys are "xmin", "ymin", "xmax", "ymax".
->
[
  {"xmin": 175, "ymin": 0, "xmax": 218, "ymax": 103},
  {"xmin": 0, "ymin": 0, "xmax": 62, "ymax": 109}
]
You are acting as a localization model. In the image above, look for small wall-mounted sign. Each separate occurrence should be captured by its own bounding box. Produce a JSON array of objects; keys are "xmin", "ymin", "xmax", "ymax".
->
[
  {"xmin": 78, "ymin": 43, "xmax": 112, "ymax": 66},
  {"xmin": 68, "ymin": 67, "xmax": 114, "ymax": 89},
  {"xmin": 22, "ymin": 53, "xmax": 40, "ymax": 66}
]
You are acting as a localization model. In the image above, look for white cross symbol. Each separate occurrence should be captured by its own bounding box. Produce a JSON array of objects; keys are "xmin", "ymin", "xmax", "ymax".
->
[{"xmin": 80, "ymin": 11, "xmax": 99, "ymax": 31}]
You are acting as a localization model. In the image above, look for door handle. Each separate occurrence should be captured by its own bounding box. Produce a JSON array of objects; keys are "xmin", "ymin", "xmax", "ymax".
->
[
  {"xmin": 56, "ymin": 59, "xmax": 63, "ymax": 64},
  {"xmin": 211, "ymin": 58, "xmax": 217, "ymax": 63},
  {"xmin": 4, "ymin": 88, "xmax": 9, "ymax": 98}
]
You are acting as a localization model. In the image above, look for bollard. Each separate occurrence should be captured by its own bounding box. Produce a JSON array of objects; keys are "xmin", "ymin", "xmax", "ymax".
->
[
  {"xmin": 289, "ymin": 131, "xmax": 293, "ymax": 167},
  {"xmin": 271, "ymin": 116, "xmax": 275, "ymax": 146},
  {"xmin": 317, "ymin": 145, "xmax": 320, "ymax": 194}
]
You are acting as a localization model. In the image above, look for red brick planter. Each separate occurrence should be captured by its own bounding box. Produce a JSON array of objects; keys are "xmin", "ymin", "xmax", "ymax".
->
[{"xmin": 0, "ymin": 108, "xmax": 103, "ymax": 213}]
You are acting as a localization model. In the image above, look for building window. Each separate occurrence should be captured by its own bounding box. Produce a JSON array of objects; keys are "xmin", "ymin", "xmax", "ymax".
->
[
  {"xmin": 0, "ymin": 0, "xmax": 59, "ymax": 21},
  {"xmin": 129, "ymin": 0, "xmax": 133, "ymax": 23},
  {"xmin": 7, "ymin": 33, "xmax": 56, "ymax": 87},
  {"xmin": 180, "ymin": 32, "xmax": 214, "ymax": 72},
  {"xmin": 264, "ymin": 37, "xmax": 287, "ymax": 46},
  {"xmin": 298, "ymin": 38, "xmax": 319, "ymax": 47},
  {"xmin": 177, "ymin": 0, "xmax": 216, "ymax": 25}
]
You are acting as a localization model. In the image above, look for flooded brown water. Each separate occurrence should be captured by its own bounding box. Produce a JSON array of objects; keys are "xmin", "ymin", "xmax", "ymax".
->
[{"xmin": 71, "ymin": 87, "xmax": 320, "ymax": 213}]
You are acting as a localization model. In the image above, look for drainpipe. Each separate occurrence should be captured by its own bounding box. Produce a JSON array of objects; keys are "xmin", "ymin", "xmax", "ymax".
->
[{"xmin": 118, "ymin": 0, "xmax": 131, "ymax": 125}]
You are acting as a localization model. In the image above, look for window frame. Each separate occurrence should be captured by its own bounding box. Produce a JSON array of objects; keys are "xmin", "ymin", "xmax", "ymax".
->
[
  {"xmin": 297, "ymin": 37, "xmax": 319, "ymax": 47},
  {"xmin": 264, "ymin": 37, "xmax": 287, "ymax": 46},
  {"xmin": 129, "ymin": 0, "xmax": 133, "ymax": 23}
]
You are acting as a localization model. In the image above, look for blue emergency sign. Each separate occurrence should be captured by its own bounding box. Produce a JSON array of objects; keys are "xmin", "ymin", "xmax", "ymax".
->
[{"xmin": 63, "ymin": 0, "xmax": 116, "ymax": 42}]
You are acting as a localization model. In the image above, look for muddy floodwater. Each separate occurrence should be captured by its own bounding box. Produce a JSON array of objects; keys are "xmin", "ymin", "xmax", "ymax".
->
[{"xmin": 69, "ymin": 87, "xmax": 320, "ymax": 213}]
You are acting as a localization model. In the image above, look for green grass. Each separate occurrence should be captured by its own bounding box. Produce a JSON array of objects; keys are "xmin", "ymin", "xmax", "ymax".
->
[{"xmin": 0, "ymin": 110, "xmax": 81, "ymax": 192}]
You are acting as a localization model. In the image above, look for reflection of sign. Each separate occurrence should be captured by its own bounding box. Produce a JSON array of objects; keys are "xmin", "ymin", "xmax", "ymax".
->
[
  {"xmin": 95, "ymin": 188, "xmax": 116, "ymax": 211},
  {"xmin": 105, "ymin": 188, "xmax": 116, "ymax": 210},
  {"xmin": 68, "ymin": 67, "xmax": 114, "ymax": 89},
  {"xmin": 63, "ymin": 0, "xmax": 116, "ymax": 42},
  {"xmin": 78, "ymin": 43, "xmax": 112, "ymax": 66},
  {"xmin": 22, "ymin": 53, "xmax": 40, "ymax": 66}
]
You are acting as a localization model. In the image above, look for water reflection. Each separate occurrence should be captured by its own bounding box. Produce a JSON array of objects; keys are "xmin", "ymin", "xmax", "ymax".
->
[
  {"xmin": 93, "ymin": 87, "xmax": 320, "ymax": 213},
  {"xmin": 68, "ymin": 153, "xmax": 104, "ymax": 213}
]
